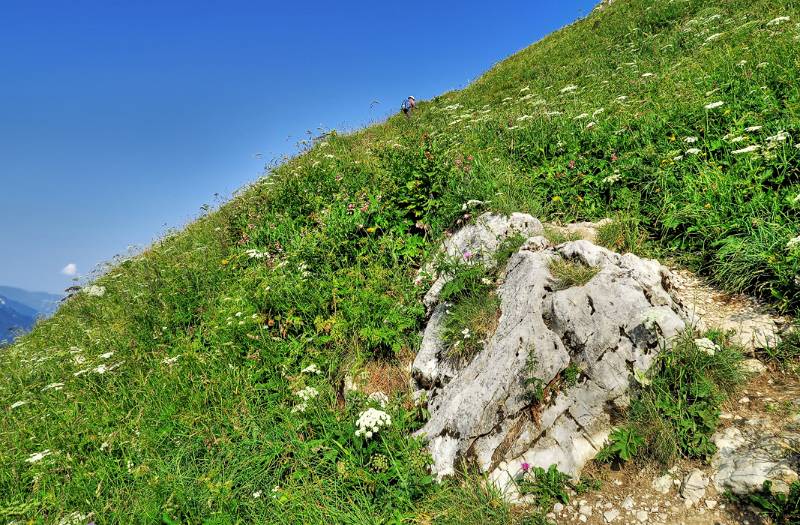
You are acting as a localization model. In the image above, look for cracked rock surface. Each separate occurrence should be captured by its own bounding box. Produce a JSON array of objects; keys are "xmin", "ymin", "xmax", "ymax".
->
[{"xmin": 412, "ymin": 214, "xmax": 687, "ymax": 499}]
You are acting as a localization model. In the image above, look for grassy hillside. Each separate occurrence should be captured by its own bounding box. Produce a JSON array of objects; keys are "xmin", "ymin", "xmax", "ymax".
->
[{"xmin": 2, "ymin": 0, "xmax": 799, "ymax": 523}]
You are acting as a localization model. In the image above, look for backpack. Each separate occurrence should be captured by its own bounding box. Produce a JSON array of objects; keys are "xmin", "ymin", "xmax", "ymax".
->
[{"xmin": 401, "ymin": 99, "xmax": 411, "ymax": 111}]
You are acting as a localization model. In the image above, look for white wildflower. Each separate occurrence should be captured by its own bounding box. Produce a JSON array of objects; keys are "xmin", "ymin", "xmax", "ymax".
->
[
  {"xmin": 291, "ymin": 385, "xmax": 319, "ymax": 413},
  {"xmin": 245, "ymin": 249, "xmax": 268, "ymax": 259},
  {"xmin": 162, "ymin": 355, "xmax": 181, "ymax": 365},
  {"xmin": 694, "ymin": 338, "xmax": 719, "ymax": 356},
  {"xmin": 641, "ymin": 72, "xmax": 655, "ymax": 78},
  {"xmin": 520, "ymin": 86, "xmax": 530, "ymax": 92},
  {"xmin": 733, "ymin": 145, "xmax": 761, "ymax": 154},
  {"xmin": 686, "ymin": 148, "xmax": 701, "ymax": 155},
  {"xmin": 737, "ymin": 60, "xmax": 747, "ymax": 67},
  {"xmin": 83, "ymin": 285, "xmax": 106, "ymax": 297},
  {"xmin": 481, "ymin": 278, "xmax": 493, "ymax": 285},
  {"xmin": 252, "ymin": 491, "xmax": 263, "ymax": 498},
  {"xmin": 354, "ymin": 408, "xmax": 392, "ymax": 439},
  {"xmin": 616, "ymin": 95, "xmax": 628, "ymax": 102},
  {"xmin": 704, "ymin": 101, "xmax": 724, "ymax": 110},
  {"xmin": 573, "ymin": 112, "xmax": 588, "ymax": 120},
  {"xmin": 301, "ymin": 363, "xmax": 321, "ymax": 375},
  {"xmin": 673, "ymin": 155, "xmax": 684, "ymax": 161},
  {"xmin": 603, "ymin": 171, "xmax": 621, "ymax": 184},
  {"xmin": 73, "ymin": 354, "xmax": 86, "ymax": 365},
  {"xmin": 560, "ymin": 84, "xmax": 578, "ymax": 94},
  {"xmin": 42, "ymin": 382, "xmax": 64, "ymax": 391},
  {"xmin": 767, "ymin": 131, "xmax": 789, "ymax": 143},
  {"xmin": 729, "ymin": 136, "xmax": 746, "ymax": 143},
  {"xmin": 57, "ymin": 512, "xmax": 90, "ymax": 525},
  {"xmin": 99, "ymin": 352, "xmax": 114, "ymax": 359},
  {"xmin": 757, "ymin": 62, "xmax": 769, "ymax": 68},
  {"xmin": 25, "ymin": 450, "xmax": 52, "ymax": 463},
  {"xmin": 368, "ymin": 391, "xmax": 389, "ymax": 408},
  {"xmin": 787, "ymin": 235, "xmax": 800, "ymax": 249},
  {"xmin": 462, "ymin": 327, "xmax": 471, "ymax": 339},
  {"xmin": 516, "ymin": 114, "xmax": 534, "ymax": 121},
  {"xmin": 745, "ymin": 125, "xmax": 762, "ymax": 132},
  {"xmin": 100, "ymin": 441, "xmax": 110, "ymax": 450},
  {"xmin": 684, "ymin": 136, "xmax": 698, "ymax": 143},
  {"xmin": 766, "ymin": 16, "xmax": 790, "ymax": 27},
  {"xmin": 705, "ymin": 33, "xmax": 723, "ymax": 42},
  {"xmin": 593, "ymin": 108, "xmax": 605, "ymax": 117},
  {"xmin": 586, "ymin": 121, "xmax": 596, "ymax": 129},
  {"xmin": 461, "ymin": 199, "xmax": 485, "ymax": 211},
  {"xmin": 10, "ymin": 400, "xmax": 27, "ymax": 409}
]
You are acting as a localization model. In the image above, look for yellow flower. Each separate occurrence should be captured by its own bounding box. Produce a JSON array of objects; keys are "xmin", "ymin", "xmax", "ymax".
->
[
  {"xmin": 221, "ymin": 259, "xmax": 230, "ymax": 266},
  {"xmin": 704, "ymin": 203, "xmax": 712, "ymax": 209},
  {"xmin": 366, "ymin": 227, "xmax": 377, "ymax": 233},
  {"xmin": 552, "ymin": 196, "xmax": 562, "ymax": 202}
]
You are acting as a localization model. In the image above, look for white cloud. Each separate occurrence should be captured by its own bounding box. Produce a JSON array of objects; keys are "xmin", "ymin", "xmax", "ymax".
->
[{"xmin": 61, "ymin": 263, "xmax": 77, "ymax": 276}]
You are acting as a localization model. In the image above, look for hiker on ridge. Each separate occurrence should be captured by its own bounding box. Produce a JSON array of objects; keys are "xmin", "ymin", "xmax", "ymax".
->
[{"xmin": 401, "ymin": 95, "xmax": 416, "ymax": 117}]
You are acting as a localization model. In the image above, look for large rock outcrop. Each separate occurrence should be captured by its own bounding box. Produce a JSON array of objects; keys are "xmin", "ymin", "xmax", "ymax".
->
[{"xmin": 412, "ymin": 214, "xmax": 688, "ymax": 499}]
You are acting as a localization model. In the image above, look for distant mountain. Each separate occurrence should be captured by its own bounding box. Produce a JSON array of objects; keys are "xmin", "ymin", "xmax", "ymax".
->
[
  {"xmin": 0, "ymin": 286, "xmax": 63, "ymax": 344},
  {"xmin": 0, "ymin": 297, "xmax": 35, "ymax": 344},
  {"xmin": 0, "ymin": 286, "xmax": 62, "ymax": 317}
]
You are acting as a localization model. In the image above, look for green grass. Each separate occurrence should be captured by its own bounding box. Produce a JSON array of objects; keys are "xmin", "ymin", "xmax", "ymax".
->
[
  {"xmin": 548, "ymin": 257, "xmax": 600, "ymax": 289},
  {"xmin": 628, "ymin": 331, "xmax": 744, "ymax": 464},
  {"xmin": 2, "ymin": 0, "xmax": 800, "ymax": 522}
]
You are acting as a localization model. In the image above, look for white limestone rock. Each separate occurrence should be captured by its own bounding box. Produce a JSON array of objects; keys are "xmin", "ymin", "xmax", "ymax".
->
[
  {"xmin": 412, "ymin": 224, "xmax": 688, "ymax": 500},
  {"xmin": 712, "ymin": 425, "xmax": 799, "ymax": 495}
]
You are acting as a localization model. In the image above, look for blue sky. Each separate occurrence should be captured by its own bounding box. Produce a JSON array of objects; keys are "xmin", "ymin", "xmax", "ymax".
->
[{"xmin": 0, "ymin": 0, "xmax": 597, "ymax": 294}]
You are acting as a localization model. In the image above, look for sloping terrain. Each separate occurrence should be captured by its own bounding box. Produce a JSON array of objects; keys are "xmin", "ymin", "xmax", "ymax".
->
[{"xmin": 1, "ymin": 0, "xmax": 799, "ymax": 523}]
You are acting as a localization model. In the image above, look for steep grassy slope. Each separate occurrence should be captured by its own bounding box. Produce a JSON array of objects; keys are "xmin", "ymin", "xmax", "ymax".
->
[{"xmin": 2, "ymin": 0, "xmax": 799, "ymax": 523}]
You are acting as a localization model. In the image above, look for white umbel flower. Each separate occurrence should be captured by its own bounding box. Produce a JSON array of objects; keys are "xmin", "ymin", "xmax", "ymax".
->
[
  {"xmin": 355, "ymin": 408, "xmax": 392, "ymax": 439},
  {"xmin": 704, "ymin": 101, "xmax": 724, "ymax": 110},
  {"xmin": 694, "ymin": 338, "xmax": 720, "ymax": 356},
  {"xmin": 301, "ymin": 363, "xmax": 321, "ymax": 375},
  {"xmin": 26, "ymin": 450, "xmax": 53, "ymax": 463},
  {"xmin": 83, "ymin": 285, "xmax": 106, "ymax": 297},
  {"xmin": 766, "ymin": 16, "xmax": 790, "ymax": 27},
  {"xmin": 732, "ymin": 145, "xmax": 760, "ymax": 154}
]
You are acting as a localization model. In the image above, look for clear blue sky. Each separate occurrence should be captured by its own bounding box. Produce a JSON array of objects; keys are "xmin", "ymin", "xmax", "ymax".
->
[{"xmin": 0, "ymin": 0, "xmax": 597, "ymax": 294}]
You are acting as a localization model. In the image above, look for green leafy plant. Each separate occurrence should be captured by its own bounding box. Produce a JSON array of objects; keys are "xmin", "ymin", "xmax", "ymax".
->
[
  {"xmin": 517, "ymin": 465, "xmax": 571, "ymax": 509},
  {"xmin": 595, "ymin": 427, "xmax": 646, "ymax": 463},
  {"xmin": 746, "ymin": 480, "xmax": 800, "ymax": 524}
]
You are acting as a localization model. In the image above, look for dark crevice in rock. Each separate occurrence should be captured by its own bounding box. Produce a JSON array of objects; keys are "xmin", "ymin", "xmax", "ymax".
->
[{"xmin": 587, "ymin": 295, "xmax": 596, "ymax": 315}]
